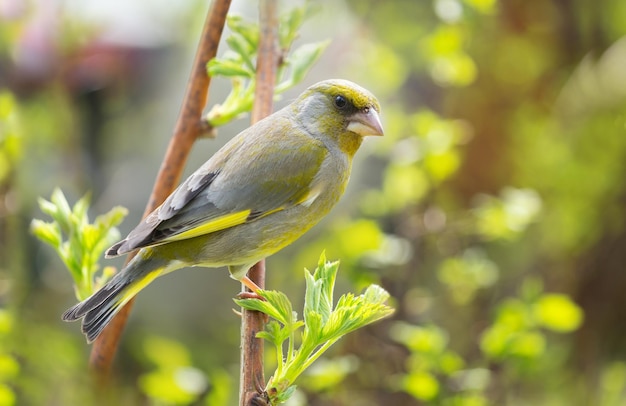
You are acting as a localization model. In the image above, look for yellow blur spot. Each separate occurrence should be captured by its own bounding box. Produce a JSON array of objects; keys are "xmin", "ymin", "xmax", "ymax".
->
[
  {"xmin": 116, "ymin": 269, "xmax": 161, "ymax": 308},
  {"xmin": 164, "ymin": 210, "xmax": 251, "ymax": 241}
]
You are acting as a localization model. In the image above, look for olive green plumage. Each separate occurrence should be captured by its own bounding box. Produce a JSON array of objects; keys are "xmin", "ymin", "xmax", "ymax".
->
[{"xmin": 62, "ymin": 79, "xmax": 384, "ymax": 342}]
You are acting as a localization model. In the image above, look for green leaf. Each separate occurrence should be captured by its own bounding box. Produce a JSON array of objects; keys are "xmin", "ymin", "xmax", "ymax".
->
[
  {"xmin": 272, "ymin": 384, "xmax": 297, "ymax": 404},
  {"xmin": 84, "ymin": 224, "xmax": 100, "ymax": 251},
  {"xmin": 301, "ymin": 310, "xmax": 323, "ymax": 344},
  {"xmin": 50, "ymin": 188, "xmax": 72, "ymax": 232},
  {"xmin": 235, "ymin": 290, "xmax": 296, "ymax": 326},
  {"xmin": 205, "ymin": 80, "xmax": 256, "ymax": 127},
  {"xmin": 95, "ymin": 205, "xmax": 128, "ymax": 230},
  {"xmin": 226, "ymin": 34, "xmax": 255, "ymax": 72},
  {"xmin": 256, "ymin": 321, "xmax": 287, "ymax": 347},
  {"xmin": 204, "ymin": 6, "xmax": 328, "ymax": 133},
  {"xmin": 278, "ymin": 4, "xmax": 321, "ymax": 51},
  {"xmin": 226, "ymin": 15, "xmax": 258, "ymax": 49},
  {"xmin": 303, "ymin": 255, "xmax": 339, "ymax": 325},
  {"xmin": 277, "ymin": 41, "xmax": 330, "ymax": 93},
  {"xmin": 248, "ymin": 252, "xmax": 394, "ymax": 404},
  {"xmin": 207, "ymin": 59, "xmax": 254, "ymax": 78},
  {"xmin": 290, "ymin": 41, "xmax": 329, "ymax": 83},
  {"xmin": 37, "ymin": 197, "xmax": 58, "ymax": 219},
  {"xmin": 278, "ymin": 6, "xmax": 305, "ymax": 49},
  {"xmin": 363, "ymin": 284, "xmax": 392, "ymax": 306},
  {"xmin": 32, "ymin": 188, "xmax": 128, "ymax": 300},
  {"xmin": 73, "ymin": 192, "xmax": 91, "ymax": 223},
  {"xmin": 322, "ymin": 285, "xmax": 394, "ymax": 341},
  {"xmin": 30, "ymin": 219, "xmax": 61, "ymax": 248}
]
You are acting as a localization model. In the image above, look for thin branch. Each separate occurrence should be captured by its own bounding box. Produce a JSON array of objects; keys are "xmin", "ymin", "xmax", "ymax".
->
[
  {"xmin": 240, "ymin": 0, "xmax": 279, "ymax": 405},
  {"xmin": 251, "ymin": 2, "xmax": 279, "ymax": 123},
  {"xmin": 89, "ymin": 0, "xmax": 232, "ymax": 376}
]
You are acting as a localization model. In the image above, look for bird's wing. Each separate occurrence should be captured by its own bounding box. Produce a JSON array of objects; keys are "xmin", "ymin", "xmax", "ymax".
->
[{"xmin": 107, "ymin": 119, "xmax": 327, "ymax": 257}]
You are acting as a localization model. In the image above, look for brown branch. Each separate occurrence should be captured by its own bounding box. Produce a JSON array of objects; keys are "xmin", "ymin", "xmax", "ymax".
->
[
  {"xmin": 89, "ymin": 0, "xmax": 232, "ymax": 376},
  {"xmin": 240, "ymin": 0, "xmax": 279, "ymax": 405}
]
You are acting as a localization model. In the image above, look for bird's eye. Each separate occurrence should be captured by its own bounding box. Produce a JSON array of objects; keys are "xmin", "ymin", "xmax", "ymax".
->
[{"xmin": 334, "ymin": 95, "xmax": 347, "ymax": 109}]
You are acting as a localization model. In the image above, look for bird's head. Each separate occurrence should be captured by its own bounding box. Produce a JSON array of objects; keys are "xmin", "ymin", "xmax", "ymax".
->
[{"xmin": 294, "ymin": 79, "xmax": 384, "ymax": 156}]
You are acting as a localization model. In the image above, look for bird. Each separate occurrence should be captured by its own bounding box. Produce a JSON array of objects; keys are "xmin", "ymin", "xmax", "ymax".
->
[{"xmin": 62, "ymin": 79, "xmax": 384, "ymax": 342}]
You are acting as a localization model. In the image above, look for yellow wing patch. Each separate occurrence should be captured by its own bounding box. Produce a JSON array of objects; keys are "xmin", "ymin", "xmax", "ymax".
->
[
  {"xmin": 115, "ymin": 269, "xmax": 161, "ymax": 308},
  {"xmin": 163, "ymin": 210, "xmax": 252, "ymax": 242}
]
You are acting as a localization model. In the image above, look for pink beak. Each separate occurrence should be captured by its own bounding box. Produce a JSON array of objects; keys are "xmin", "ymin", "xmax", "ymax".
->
[{"xmin": 347, "ymin": 108, "xmax": 384, "ymax": 137}]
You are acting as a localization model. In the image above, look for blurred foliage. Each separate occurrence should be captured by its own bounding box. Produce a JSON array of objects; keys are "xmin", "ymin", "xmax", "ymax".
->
[
  {"xmin": 390, "ymin": 323, "xmax": 467, "ymax": 402},
  {"xmin": 294, "ymin": 0, "xmax": 626, "ymax": 404},
  {"xmin": 31, "ymin": 188, "xmax": 126, "ymax": 300},
  {"xmin": 0, "ymin": 92, "xmax": 21, "ymax": 186},
  {"xmin": 2, "ymin": 0, "xmax": 626, "ymax": 405},
  {"xmin": 480, "ymin": 278, "xmax": 583, "ymax": 361},
  {"xmin": 137, "ymin": 336, "xmax": 232, "ymax": 405},
  {"xmin": 0, "ymin": 310, "xmax": 17, "ymax": 406},
  {"xmin": 206, "ymin": 6, "xmax": 328, "ymax": 127}
]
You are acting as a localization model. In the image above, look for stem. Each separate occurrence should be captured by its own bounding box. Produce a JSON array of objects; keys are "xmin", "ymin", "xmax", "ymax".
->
[
  {"xmin": 277, "ymin": 338, "xmax": 341, "ymax": 391},
  {"xmin": 286, "ymin": 328, "xmax": 296, "ymax": 368},
  {"xmin": 298, "ymin": 338, "xmax": 340, "ymax": 377},
  {"xmin": 240, "ymin": 0, "xmax": 279, "ymax": 405},
  {"xmin": 275, "ymin": 336, "xmax": 285, "ymax": 379},
  {"xmin": 88, "ymin": 0, "xmax": 232, "ymax": 377}
]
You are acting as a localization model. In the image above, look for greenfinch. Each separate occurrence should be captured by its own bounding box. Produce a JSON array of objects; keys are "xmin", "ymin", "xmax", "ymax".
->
[{"xmin": 62, "ymin": 79, "xmax": 383, "ymax": 342}]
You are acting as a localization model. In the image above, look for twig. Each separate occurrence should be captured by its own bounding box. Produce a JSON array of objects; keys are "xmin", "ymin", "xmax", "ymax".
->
[
  {"xmin": 239, "ymin": 0, "xmax": 279, "ymax": 405},
  {"xmin": 89, "ymin": 0, "xmax": 232, "ymax": 376}
]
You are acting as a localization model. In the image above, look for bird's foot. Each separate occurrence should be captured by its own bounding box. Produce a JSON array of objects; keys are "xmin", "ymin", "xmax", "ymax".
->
[{"xmin": 240, "ymin": 275, "xmax": 263, "ymax": 293}]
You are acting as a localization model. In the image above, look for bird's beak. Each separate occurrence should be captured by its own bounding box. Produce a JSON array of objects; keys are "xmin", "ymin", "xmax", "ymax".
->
[{"xmin": 347, "ymin": 108, "xmax": 384, "ymax": 137}]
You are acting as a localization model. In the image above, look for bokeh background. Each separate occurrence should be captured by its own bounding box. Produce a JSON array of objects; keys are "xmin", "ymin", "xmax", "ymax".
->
[{"xmin": 2, "ymin": 0, "xmax": 626, "ymax": 404}]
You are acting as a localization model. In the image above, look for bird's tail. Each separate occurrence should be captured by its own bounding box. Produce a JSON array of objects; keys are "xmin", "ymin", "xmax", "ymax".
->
[{"xmin": 62, "ymin": 251, "xmax": 166, "ymax": 343}]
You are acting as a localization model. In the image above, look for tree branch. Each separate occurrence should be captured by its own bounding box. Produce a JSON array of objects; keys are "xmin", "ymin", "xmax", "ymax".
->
[
  {"xmin": 89, "ymin": 0, "xmax": 232, "ymax": 376},
  {"xmin": 240, "ymin": 0, "xmax": 279, "ymax": 404}
]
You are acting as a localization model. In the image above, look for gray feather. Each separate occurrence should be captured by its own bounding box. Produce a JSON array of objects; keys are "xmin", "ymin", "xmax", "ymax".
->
[{"xmin": 106, "ymin": 113, "xmax": 327, "ymax": 256}]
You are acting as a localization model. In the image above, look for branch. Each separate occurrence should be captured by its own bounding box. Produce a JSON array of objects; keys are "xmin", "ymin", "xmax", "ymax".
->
[
  {"xmin": 240, "ymin": 0, "xmax": 279, "ymax": 404},
  {"xmin": 89, "ymin": 0, "xmax": 232, "ymax": 376}
]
